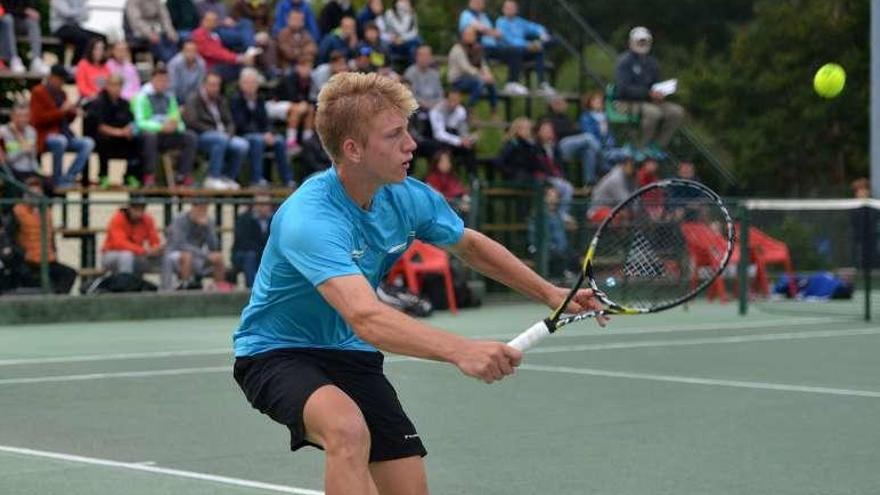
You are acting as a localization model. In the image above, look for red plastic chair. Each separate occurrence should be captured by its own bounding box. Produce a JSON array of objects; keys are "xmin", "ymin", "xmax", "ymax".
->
[
  {"xmin": 387, "ymin": 241, "xmax": 458, "ymax": 313},
  {"xmin": 739, "ymin": 226, "xmax": 796, "ymax": 296},
  {"xmin": 679, "ymin": 222, "xmax": 733, "ymax": 302}
]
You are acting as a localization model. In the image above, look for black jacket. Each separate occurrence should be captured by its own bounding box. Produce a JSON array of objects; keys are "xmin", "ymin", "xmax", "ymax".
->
[
  {"xmin": 229, "ymin": 92, "xmax": 270, "ymax": 135},
  {"xmin": 232, "ymin": 211, "xmax": 271, "ymax": 255},
  {"xmin": 495, "ymin": 137, "xmax": 542, "ymax": 184},
  {"xmin": 276, "ymin": 70, "xmax": 313, "ymax": 103},
  {"xmin": 86, "ymin": 90, "xmax": 134, "ymax": 138},
  {"xmin": 614, "ymin": 50, "xmax": 661, "ymax": 102}
]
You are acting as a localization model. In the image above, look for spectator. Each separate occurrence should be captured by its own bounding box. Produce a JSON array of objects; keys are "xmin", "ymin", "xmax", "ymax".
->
[
  {"xmin": 276, "ymin": 9, "xmax": 318, "ymax": 70},
  {"xmin": 527, "ymin": 186, "xmax": 574, "ymax": 278},
  {"xmin": 614, "ymin": 26, "xmax": 684, "ymax": 150},
  {"xmin": 495, "ymin": 0, "xmax": 554, "ymax": 94},
  {"xmin": 166, "ymin": 0, "xmax": 199, "ymax": 39},
  {"xmin": 534, "ymin": 119, "xmax": 574, "ymax": 219},
  {"xmin": 0, "ymin": 207, "xmax": 27, "ymax": 293},
  {"xmin": 404, "ymin": 45, "xmax": 443, "ymax": 111},
  {"xmin": 50, "ymin": 0, "xmax": 105, "ymax": 64},
  {"xmin": 0, "ymin": 0, "xmax": 47, "ymax": 74},
  {"xmin": 635, "ymin": 154, "xmax": 664, "ymax": 219},
  {"xmin": 677, "ymin": 160, "xmax": 697, "ymax": 181},
  {"xmin": 429, "ymin": 89, "xmax": 477, "ymax": 178},
  {"xmin": 318, "ymin": 15, "xmax": 358, "ymax": 63},
  {"xmin": 383, "ymin": 0, "xmax": 420, "ymax": 63},
  {"xmin": 12, "ymin": 177, "xmax": 76, "ymax": 293},
  {"xmin": 101, "ymin": 197, "xmax": 163, "ymax": 274},
  {"xmin": 272, "ymin": 0, "xmax": 318, "ymax": 40},
  {"xmin": 425, "ymin": 149, "xmax": 470, "ymax": 215},
  {"xmin": 168, "ymin": 39, "xmax": 206, "ymax": 105},
  {"xmin": 198, "ymin": 0, "xmax": 255, "ymax": 52},
  {"xmin": 495, "ymin": 116, "xmax": 540, "ymax": 183},
  {"xmin": 447, "ymin": 26, "xmax": 498, "ymax": 115},
  {"xmin": 86, "ymin": 74, "xmax": 139, "ymax": 188},
  {"xmin": 106, "ymin": 41, "xmax": 142, "ymax": 101},
  {"xmin": 124, "ymin": 0, "xmax": 179, "ymax": 63},
  {"xmin": 192, "ymin": 11, "xmax": 257, "ymax": 82},
  {"xmin": 231, "ymin": 68, "xmax": 294, "ymax": 188},
  {"xmin": 459, "ymin": 0, "xmax": 531, "ymax": 95},
  {"xmin": 355, "ymin": 0, "xmax": 385, "ymax": 40},
  {"xmin": 231, "ymin": 194, "xmax": 273, "ymax": 288},
  {"xmin": 31, "ymin": 64, "xmax": 94, "ymax": 188},
  {"xmin": 360, "ymin": 22, "xmax": 390, "ymax": 71},
  {"xmin": 131, "ymin": 64, "xmax": 198, "ymax": 187},
  {"xmin": 0, "ymin": 103, "xmax": 50, "ymax": 189},
  {"xmin": 162, "ymin": 200, "xmax": 233, "ymax": 291},
  {"xmin": 546, "ymin": 94, "xmax": 602, "ymax": 186},
  {"xmin": 352, "ymin": 44, "xmax": 376, "ymax": 74},
  {"xmin": 272, "ymin": 56, "xmax": 316, "ymax": 153},
  {"xmin": 182, "ymin": 72, "xmax": 249, "ymax": 190},
  {"xmin": 231, "ymin": 0, "xmax": 272, "ymax": 34},
  {"xmin": 310, "ymin": 49, "xmax": 349, "ymax": 99},
  {"xmin": 545, "ymin": 96, "xmax": 578, "ymax": 140},
  {"xmin": 75, "ymin": 38, "xmax": 110, "ymax": 101},
  {"xmin": 589, "ymin": 154, "xmax": 635, "ymax": 223},
  {"xmin": 318, "ymin": 0, "xmax": 354, "ymax": 38}
]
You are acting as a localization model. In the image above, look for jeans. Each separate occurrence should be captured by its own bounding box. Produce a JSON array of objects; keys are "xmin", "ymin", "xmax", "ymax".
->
[
  {"xmin": 486, "ymin": 45, "xmax": 545, "ymax": 84},
  {"xmin": 45, "ymin": 133, "xmax": 95, "ymax": 185},
  {"xmin": 216, "ymin": 18, "xmax": 255, "ymax": 52},
  {"xmin": 452, "ymin": 75, "xmax": 498, "ymax": 110},
  {"xmin": 546, "ymin": 176, "xmax": 574, "ymax": 218},
  {"xmin": 388, "ymin": 37, "xmax": 421, "ymax": 63},
  {"xmin": 232, "ymin": 250, "xmax": 259, "ymax": 288},
  {"xmin": 244, "ymin": 133, "xmax": 292, "ymax": 184},
  {"xmin": 197, "ymin": 131, "xmax": 249, "ymax": 180},
  {"xmin": 558, "ymin": 133, "xmax": 602, "ymax": 185},
  {"xmin": 147, "ymin": 34, "xmax": 178, "ymax": 63},
  {"xmin": 140, "ymin": 130, "xmax": 198, "ymax": 177}
]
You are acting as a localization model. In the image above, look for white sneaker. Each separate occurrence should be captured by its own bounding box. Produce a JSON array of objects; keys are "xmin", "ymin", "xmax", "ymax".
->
[
  {"xmin": 9, "ymin": 57, "xmax": 25, "ymax": 74},
  {"xmin": 30, "ymin": 58, "xmax": 48, "ymax": 75},
  {"xmin": 503, "ymin": 82, "xmax": 529, "ymax": 95},
  {"xmin": 220, "ymin": 176, "xmax": 241, "ymax": 190},
  {"xmin": 537, "ymin": 82, "xmax": 557, "ymax": 95},
  {"xmin": 203, "ymin": 176, "xmax": 230, "ymax": 190}
]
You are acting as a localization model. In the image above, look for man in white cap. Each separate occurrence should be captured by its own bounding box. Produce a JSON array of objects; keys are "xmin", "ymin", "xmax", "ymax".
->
[{"xmin": 613, "ymin": 26, "xmax": 684, "ymax": 152}]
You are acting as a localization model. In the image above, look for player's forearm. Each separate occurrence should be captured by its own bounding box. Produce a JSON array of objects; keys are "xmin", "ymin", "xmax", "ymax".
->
[{"xmin": 453, "ymin": 229, "xmax": 556, "ymax": 306}]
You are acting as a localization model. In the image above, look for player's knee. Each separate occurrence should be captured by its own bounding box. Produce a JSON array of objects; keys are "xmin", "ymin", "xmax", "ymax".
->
[{"xmin": 322, "ymin": 415, "xmax": 371, "ymax": 460}]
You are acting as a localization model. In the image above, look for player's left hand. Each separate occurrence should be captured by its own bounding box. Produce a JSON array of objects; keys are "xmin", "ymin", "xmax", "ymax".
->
[{"xmin": 547, "ymin": 286, "xmax": 609, "ymax": 327}]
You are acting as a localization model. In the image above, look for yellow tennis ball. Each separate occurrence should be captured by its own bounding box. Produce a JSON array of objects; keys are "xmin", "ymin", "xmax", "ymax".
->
[{"xmin": 813, "ymin": 63, "xmax": 846, "ymax": 98}]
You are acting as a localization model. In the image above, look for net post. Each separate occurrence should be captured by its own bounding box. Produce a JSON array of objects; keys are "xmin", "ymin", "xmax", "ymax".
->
[
  {"xmin": 737, "ymin": 202, "xmax": 749, "ymax": 316},
  {"xmin": 535, "ymin": 186, "xmax": 549, "ymax": 277},
  {"xmin": 38, "ymin": 197, "xmax": 50, "ymax": 294},
  {"xmin": 862, "ymin": 205, "xmax": 873, "ymax": 321}
]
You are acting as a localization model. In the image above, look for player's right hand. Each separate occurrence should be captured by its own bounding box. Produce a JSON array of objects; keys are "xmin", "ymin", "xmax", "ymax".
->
[{"xmin": 454, "ymin": 341, "xmax": 522, "ymax": 384}]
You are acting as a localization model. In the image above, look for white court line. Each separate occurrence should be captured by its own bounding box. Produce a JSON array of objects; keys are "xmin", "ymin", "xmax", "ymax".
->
[
  {"xmin": 0, "ymin": 445, "xmax": 323, "ymax": 495},
  {"xmin": 518, "ymin": 364, "xmax": 880, "ymax": 399},
  {"xmin": 525, "ymin": 327, "xmax": 880, "ymax": 355},
  {"xmin": 0, "ymin": 349, "xmax": 230, "ymax": 367},
  {"xmin": 0, "ymin": 366, "xmax": 230, "ymax": 386}
]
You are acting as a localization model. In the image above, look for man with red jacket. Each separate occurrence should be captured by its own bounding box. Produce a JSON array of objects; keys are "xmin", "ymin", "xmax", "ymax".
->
[
  {"xmin": 191, "ymin": 10, "xmax": 256, "ymax": 81},
  {"xmin": 101, "ymin": 197, "xmax": 164, "ymax": 274}
]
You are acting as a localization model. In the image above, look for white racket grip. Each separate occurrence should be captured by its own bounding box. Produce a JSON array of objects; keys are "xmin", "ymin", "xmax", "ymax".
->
[{"xmin": 507, "ymin": 320, "xmax": 552, "ymax": 352}]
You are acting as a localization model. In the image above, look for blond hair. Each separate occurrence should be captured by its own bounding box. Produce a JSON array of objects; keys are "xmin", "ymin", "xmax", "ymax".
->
[
  {"xmin": 506, "ymin": 117, "xmax": 533, "ymax": 140},
  {"xmin": 315, "ymin": 72, "xmax": 418, "ymax": 164}
]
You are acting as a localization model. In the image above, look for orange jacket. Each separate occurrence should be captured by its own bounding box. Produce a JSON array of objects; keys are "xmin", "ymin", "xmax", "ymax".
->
[
  {"xmin": 101, "ymin": 209, "xmax": 161, "ymax": 255},
  {"xmin": 13, "ymin": 203, "xmax": 56, "ymax": 263}
]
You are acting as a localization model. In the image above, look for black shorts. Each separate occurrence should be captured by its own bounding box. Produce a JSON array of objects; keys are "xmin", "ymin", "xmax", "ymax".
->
[{"xmin": 233, "ymin": 348, "xmax": 427, "ymax": 462}]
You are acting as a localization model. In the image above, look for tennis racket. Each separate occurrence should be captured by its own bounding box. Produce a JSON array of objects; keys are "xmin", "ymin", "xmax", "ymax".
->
[{"xmin": 508, "ymin": 178, "xmax": 735, "ymax": 351}]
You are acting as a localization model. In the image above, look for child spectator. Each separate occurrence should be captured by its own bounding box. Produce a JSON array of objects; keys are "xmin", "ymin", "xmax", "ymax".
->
[
  {"xmin": 528, "ymin": 186, "xmax": 575, "ymax": 278},
  {"xmin": 425, "ymin": 149, "xmax": 470, "ymax": 215}
]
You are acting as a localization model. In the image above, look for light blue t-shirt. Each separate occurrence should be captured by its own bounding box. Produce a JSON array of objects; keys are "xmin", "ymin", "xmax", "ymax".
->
[{"xmin": 233, "ymin": 168, "xmax": 465, "ymax": 357}]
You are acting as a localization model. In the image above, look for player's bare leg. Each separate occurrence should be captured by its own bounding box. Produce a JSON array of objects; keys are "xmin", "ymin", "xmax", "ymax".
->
[
  {"xmin": 303, "ymin": 385, "xmax": 379, "ymax": 495},
  {"xmin": 369, "ymin": 455, "xmax": 429, "ymax": 495}
]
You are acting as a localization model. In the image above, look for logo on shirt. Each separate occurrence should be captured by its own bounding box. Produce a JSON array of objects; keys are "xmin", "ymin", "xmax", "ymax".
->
[
  {"xmin": 388, "ymin": 242, "xmax": 408, "ymax": 254},
  {"xmin": 404, "ymin": 433, "xmax": 420, "ymax": 440},
  {"xmin": 351, "ymin": 249, "xmax": 365, "ymax": 260}
]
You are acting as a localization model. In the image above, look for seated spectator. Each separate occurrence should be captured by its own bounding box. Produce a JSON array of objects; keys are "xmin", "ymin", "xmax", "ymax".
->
[
  {"xmin": 272, "ymin": 0, "xmax": 318, "ymax": 40},
  {"xmin": 50, "ymin": 0, "xmax": 105, "ymax": 64},
  {"xmin": 124, "ymin": 0, "xmax": 179, "ymax": 63},
  {"xmin": 495, "ymin": 116, "xmax": 540, "ymax": 183},
  {"xmin": 588, "ymin": 153, "xmax": 636, "ymax": 223},
  {"xmin": 192, "ymin": 11, "xmax": 257, "ymax": 82},
  {"xmin": 101, "ymin": 197, "xmax": 163, "ymax": 274},
  {"xmin": 352, "ymin": 44, "xmax": 377, "ymax": 74},
  {"xmin": 167, "ymin": 0, "xmax": 199, "ymax": 39},
  {"xmin": 613, "ymin": 26, "xmax": 685, "ymax": 150},
  {"xmin": 106, "ymin": 41, "xmax": 142, "ymax": 101},
  {"xmin": 231, "ymin": 194, "xmax": 273, "ymax": 288},
  {"xmin": 361, "ymin": 22, "xmax": 390, "ymax": 71},
  {"xmin": 403, "ymin": 45, "xmax": 443, "ymax": 135},
  {"xmin": 31, "ymin": 64, "xmax": 94, "ymax": 188},
  {"xmin": 635, "ymin": 154, "xmax": 664, "ymax": 219},
  {"xmin": 198, "ymin": 0, "xmax": 255, "ymax": 52},
  {"xmin": 231, "ymin": 68, "xmax": 294, "ymax": 188},
  {"xmin": 355, "ymin": 0, "xmax": 385, "ymax": 39},
  {"xmin": 528, "ymin": 186, "xmax": 575, "ymax": 278},
  {"xmin": 0, "ymin": 208, "xmax": 28, "ymax": 293},
  {"xmin": 0, "ymin": 0, "xmax": 48, "ymax": 74},
  {"xmin": 318, "ymin": 0, "xmax": 354, "ymax": 37},
  {"xmin": 86, "ymin": 74, "xmax": 139, "ymax": 188},
  {"xmin": 447, "ymin": 26, "xmax": 498, "ymax": 115},
  {"xmin": 182, "ymin": 72, "xmax": 249, "ymax": 190},
  {"xmin": 231, "ymin": 0, "xmax": 272, "ymax": 34},
  {"xmin": 459, "ymin": 0, "xmax": 529, "ymax": 95},
  {"xmin": 75, "ymin": 38, "xmax": 110, "ymax": 102},
  {"xmin": 12, "ymin": 177, "xmax": 76, "ymax": 293},
  {"xmin": 162, "ymin": 200, "xmax": 233, "ymax": 291},
  {"xmin": 0, "ymin": 103, "xmax": 51, "ymax": 190},
  {"xmin": 318, "ymin": 15, "xmax": 358, "ymax": 63},
  {"xmin": 168, "ymin": 39, "xmax": 206, "ymax": 105},
  {"xmin": 425, "ymin": 149, "xmax": 470, "ymax": 215},
  {"xmin": 132, "ymin": 64, "xmax": 198, "ymax": 187},
  {"xmin": 495, "ymin": 0, "xmax": 554, "ymax": 94},
  {"xmin": 429, "ymin": 89, "xmax": 477, "ymax": 178},
  {"xmin": 272, "ymin": 56, "xmax": 317, "ymax": 153},
  {"xmin": 577, "ymin": 90, "xmax": 630, "ymax": 185},
  {"xmin": 534, "ymin": 119, "xmax": 574, "ymax": 219},
  {"xmin": 383, "ymin": 0, "xmax": 421, "ymax": 63},
  {"xmin": 310, "ymin": 49, "xmax": 349, "ymax": 99},
  {"xmin": 277, "ymin": 9, "xmax": 318, "ymax": 71}
]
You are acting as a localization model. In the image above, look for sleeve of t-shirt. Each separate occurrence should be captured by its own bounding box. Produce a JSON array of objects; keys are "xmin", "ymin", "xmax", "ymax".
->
[
  {"xmin": 406, "ymin": 178, "xmax": 465, "ymax": 246},
  {"xmin": 277, "ymin": 210, "xmax": 362, "ymax": 287}
]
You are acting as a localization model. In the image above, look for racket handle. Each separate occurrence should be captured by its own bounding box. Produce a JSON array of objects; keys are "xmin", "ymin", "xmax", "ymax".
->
[{"xmin": 507, "ymin": 320, "xmax": 552, "ymax": 352}]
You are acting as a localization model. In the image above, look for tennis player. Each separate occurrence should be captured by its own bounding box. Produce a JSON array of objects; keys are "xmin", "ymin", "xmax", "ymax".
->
[{"xmin": 232, "ymin": 72, "xmax": 603, "ymax": 495}]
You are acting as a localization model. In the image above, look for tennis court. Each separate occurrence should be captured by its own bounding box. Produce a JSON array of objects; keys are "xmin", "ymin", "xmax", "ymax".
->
[{"xmin": 2, "ymin": 299, "xmax": 879, "ymax": 495}]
